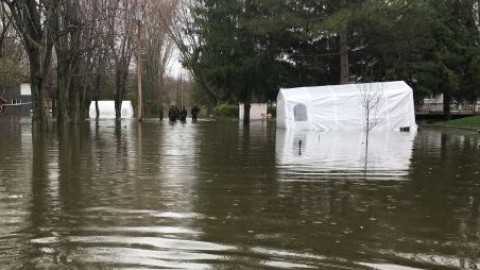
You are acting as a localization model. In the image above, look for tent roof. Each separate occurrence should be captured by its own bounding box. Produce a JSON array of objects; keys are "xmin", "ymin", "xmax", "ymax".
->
[{"xmin": 278, "ymin": 81, "xmax": 411, "ymax": 102}]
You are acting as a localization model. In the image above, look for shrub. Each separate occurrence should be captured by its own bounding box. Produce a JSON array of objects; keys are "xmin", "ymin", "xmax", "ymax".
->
[
  {"xmin": 214, "ymin": 103, "xmax": 239, "ymax": 117},
  {"xmin": 145, "ymin": 100, "xmax": 163, "ymax": 118},
  {"xmin": 268, "ymin": 102, "xmax": 276, "ymax": 118}
]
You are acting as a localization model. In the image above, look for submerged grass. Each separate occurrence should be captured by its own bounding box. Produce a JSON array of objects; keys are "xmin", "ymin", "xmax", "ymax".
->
[{"xmin": 440, "ymin": 116, "xmax": 480, "ymax": 129}]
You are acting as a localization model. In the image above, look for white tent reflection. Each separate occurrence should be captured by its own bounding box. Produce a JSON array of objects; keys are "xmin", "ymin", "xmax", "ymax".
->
[{"xmin": 275, "ymin": 129, "xmax": 416, "ymax": 180}]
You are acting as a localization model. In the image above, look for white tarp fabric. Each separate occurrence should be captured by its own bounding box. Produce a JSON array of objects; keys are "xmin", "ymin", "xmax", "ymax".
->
[
  {"xmin": 88, "ymin": 101, "xmax": 134, "ymax": 119},
  {"xmin": 275, "ymin": 129, "xmax": 416, "ymax": 179},
  {"xmin": 276, "ymin": 81, "xmax": 417, "ymax": 132}
]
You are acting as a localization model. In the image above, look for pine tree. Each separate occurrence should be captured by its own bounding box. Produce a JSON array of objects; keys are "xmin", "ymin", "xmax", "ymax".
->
[{"xmin": 185, "ymin": 0, "xmax": 282, "ymax": 121}]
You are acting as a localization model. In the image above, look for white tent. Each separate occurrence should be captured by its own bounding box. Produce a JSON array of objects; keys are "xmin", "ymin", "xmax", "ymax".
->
[
  {"xmin": 276, "ymin": 81, "xmax": 416, "ymax": 132},
  {"xmin": 88, "ymin": 101, "xmax": 134, "ymax": 119}
]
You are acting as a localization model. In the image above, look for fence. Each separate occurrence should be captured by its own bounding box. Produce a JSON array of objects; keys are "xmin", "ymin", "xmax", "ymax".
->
[{"xmin": 416, "ymin": 102, "xmax": 480, "ymax": 115}]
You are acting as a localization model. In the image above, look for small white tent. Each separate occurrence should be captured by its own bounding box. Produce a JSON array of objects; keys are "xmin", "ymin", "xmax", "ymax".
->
[
  {"xmin": 276, "ymin": 81, "xmax": 416, "ymax": 132},
  {"xmin": 88, "ymin": 101, "xmax": 134, "ymax": 119}
]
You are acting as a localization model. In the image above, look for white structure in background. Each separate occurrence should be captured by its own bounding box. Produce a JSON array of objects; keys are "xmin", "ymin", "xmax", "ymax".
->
[
  {"xmin": 239, "ymin": 103, "xmax": 268, "ymax": 120},
  {"xmin": 423, "ymin": 93, "xmax": 444, "ymax": 104},
  {"xmin": 88, "ymin": 101, "xmax": 134, "ymax": 119},
  {"xmin": 275, "ymin": 129, "xmax": 416, "ymax": 177},
  {"xmin": 419, "ymin": 93, "xmax": 480, "ymax": 114},
  {"xmin": 20, "ymin": 83, "xmax": 32, "ymax": 96},
  {"xmin": 276, "ymin": 81, "xmax": 416, "ymax": 132}
]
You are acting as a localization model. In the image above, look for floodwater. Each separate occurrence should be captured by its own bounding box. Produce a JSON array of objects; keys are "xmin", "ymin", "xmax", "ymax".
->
[{"xmin": 0, "ymin": 117, "xmax": 479, "ymax": 270}]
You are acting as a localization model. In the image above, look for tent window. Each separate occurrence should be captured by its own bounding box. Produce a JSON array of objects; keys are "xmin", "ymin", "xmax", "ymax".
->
[{"xmin": 293, "ymin": 104, "xmax": 307, "ymax": 121}]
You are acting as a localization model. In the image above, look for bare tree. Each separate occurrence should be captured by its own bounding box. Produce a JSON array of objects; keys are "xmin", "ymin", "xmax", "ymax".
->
[
  {"xmin": 141, "ymin": 0, "xmax": 177, "ymax": 117},
  {"xmin": 105, "ymin": 0, "xmax": 137, "ymax": 119},
  {"xmin": 52, "ymin": 0, "xmax": 85, "ymax": 123},
  {"xmin": 358, "ymin": 82, "xmax": 384, "ymax": 134},
  {"xmin": 80, "ymin": 0, "xmax": 107, "ymax": 120},
  {"xmin": 0, "ymin": 3, "xmax": 12, "ymax": 58},
  {"xmin": 0, "ymin": 6, "xmax": 27, "ymax": 88},
  {"xmin": 49, "ymin": 0, "xmax": 111, "ymax": 123},
  {"xmin": 2, "ymin": 0, "xmax": 55, "ymax": 121},
  {"xmin": 163, "ymin": 75, "xmax": 192, "ymax": 108},
  {"xmin": 358, "ymin": 82, "xmax": 384, "ymax": 173},
  {"xmin": 163, "ymin": 0, "xmax": 220, "ymax": 105}
]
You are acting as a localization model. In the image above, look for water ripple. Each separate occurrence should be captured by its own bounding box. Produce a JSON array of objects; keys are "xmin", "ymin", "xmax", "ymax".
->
[{"xmin": 29, "ymin": 235, "xmax": 234, "ymax": 269}]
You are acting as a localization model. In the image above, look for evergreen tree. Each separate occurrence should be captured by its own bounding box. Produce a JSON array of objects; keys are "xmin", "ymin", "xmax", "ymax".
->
[
  {"xmin": 185, "ymin": 0, "xmax": 283, "ymax": 121},
  {"xmin": 400, "ymin": 0, "xmax": 480, "ymax": 119},
  {"xmin": 182, "ymin": 0, "xmax": 480, "ymax": 118}
]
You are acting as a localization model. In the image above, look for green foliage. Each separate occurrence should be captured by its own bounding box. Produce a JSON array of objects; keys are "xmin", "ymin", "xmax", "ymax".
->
[
  {"xmin": 184, "ymin": 0, "xmax": 288, "ymax": 107},
  {"xmin": 267, "ymin": 102, "xmax": 276, "ymax": 117},
  {"xmin": 400, "ymin": 0, "xmax": 480, "ymax": 117},
  {"xmin": 145, "ymin": 100, "xmax": 163, "ymax": 118},
  {"xmin": 214, "ymin": 103, "xmax": 239, "ymax": 118},
  {"xmin": 192, "ymin": 83, "xmax": 216, "ymax": 111},
  {"xmin": 183, "ymin": 0, "xmax": 480, "ymax": 112}
]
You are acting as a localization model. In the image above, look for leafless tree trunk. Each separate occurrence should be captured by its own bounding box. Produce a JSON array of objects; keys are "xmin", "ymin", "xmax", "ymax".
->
[
  {"xmin": 142, "ymin": 0, "xmax": 177, "ymax": 117},
  {"xmin": 106, "ymin": 0, "xmax": 136, "ymax": 119},
  {"xmin": 2, "ymin": 0, "xmax": 55, "ymax": 121},
  {"xmin": 79, "ymin": 0, "xmax": 112, "ymax": 121},
  {"xmin": 0, "ymin": 4, "xmax": 12, "ymax": 58},
  {"xmin": 358, "ymin": 83, "xmax": 384, "ymax": 133},
  {"xmin": 50, "ymin": 0, "xmax": 121, "ymax": 123},
  {"xmin": 81, "ymin": 0, "xmax": 111, "ymax": 120},
  {"xmin": 52, "ymin": 0, "xmax": 84, "ymax": 124},
  {"xmin": 338, "ymin": 0, "xmax": 350, "ymax": 85},
  {"xmin": 339, "ymin": 28, "xmax": 349, "ymax": 84},
  {"xmin": 0, "ymin": 13, "xmax": 27, "ymax": 88},
  {"xmin": 358, "ymin": 83, "xmax": 384, "ymax": 172}
]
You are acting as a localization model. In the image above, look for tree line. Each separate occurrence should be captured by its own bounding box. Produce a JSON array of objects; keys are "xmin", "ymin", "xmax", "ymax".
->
[
  {"xmin": 0, "ymin": 0, "xmax": 182, "ymax": 123},
  {"xmin": 1, "ymin": 0, "xmax": 479, "ymax": 123},
  {"xmin": 173, "ymin": 0, "xmax": 480, "ymax": 120}
]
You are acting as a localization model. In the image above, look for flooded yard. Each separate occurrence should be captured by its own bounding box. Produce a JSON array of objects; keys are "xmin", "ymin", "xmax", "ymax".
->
[{"xmin": 0, "ymin": 117, "xmax": 479, "ymax": 269}]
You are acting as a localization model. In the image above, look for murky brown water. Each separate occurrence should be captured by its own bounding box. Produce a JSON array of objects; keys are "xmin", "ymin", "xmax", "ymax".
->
[{"xmin": 1, "ymin": 117, "xmax": 479, "ymax": 269}]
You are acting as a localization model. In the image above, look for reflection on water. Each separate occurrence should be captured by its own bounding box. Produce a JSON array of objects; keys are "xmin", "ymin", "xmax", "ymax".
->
[
  {"xmin": 0, "ymin": 117, "xmax": 480, "ymax": 269},
  {"xmin": 276, "ymin": 129, "xmax": 416, "ymax": 180}
]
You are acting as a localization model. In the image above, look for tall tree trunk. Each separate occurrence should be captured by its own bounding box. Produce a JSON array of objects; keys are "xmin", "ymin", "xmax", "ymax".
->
[
  {"xmin": 93, "ymin": 73, "xmax": 102, "ymax": 119},
  {"xmin": 95, "ymin": 100, "xmax": 100, "ymax": 119},
  {"xmin": 443, "ymin": 92, "xmax": 452, "ymax": 120},
  {"xmin": 71, "ymin": 81, "xmax": 82, "ymax": 123},
  {"xmin": 5, "ymin": 0, "xmax": 54, "ymax": 122},
  {"xmin": 70, "ymin": 63, "xmax": 87, "ymax": 123},
  {"xmin": 56, "ymin": 62, "xmax": 70, "ymax": 123},
  {"xmin": 340, "ymin": 28, "xmax": 350, "ymax": 84},
  {"xmin": 114, "ymin": 68, "xmax": 129, "ymax": 119},
  {"xmin": 29, "ymin": 57, "xmax": 46, "ymax": 121},
  {"xmin": 31, "ymin": 76, "xmax": 46, "ymax": 121},
  {"xmin": 53, "ymin": 0, "xmax": 84, "ymax": 125},
  {"xmin": 243, "ymin": 102, "xmax": 251, "ymax": 124}
]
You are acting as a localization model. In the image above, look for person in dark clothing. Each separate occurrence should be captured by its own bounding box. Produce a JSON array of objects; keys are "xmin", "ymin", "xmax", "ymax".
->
[
  {"xmin": 168, "ymin": 105, "xmax": 179, "ymax": 121},
  {"xmin": 179, "ymin": 106, "xmax": 187, "ymax": 121},
  {"xmin": 191, "ymin": 106, "xmax": 200, "ymax": 121}
]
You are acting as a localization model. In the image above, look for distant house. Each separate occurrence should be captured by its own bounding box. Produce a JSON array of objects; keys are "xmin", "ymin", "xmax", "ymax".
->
[
  {"xmin": 417, "ymin": 94, "xmax": 480, "ymax": 115},
  {"xmin": 239, "ymin": 103, "xmax": 269, "ymax": 120},
  {"xmin": 0, "ymin": 83, "xmax": 33, "ymax": 116}
]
